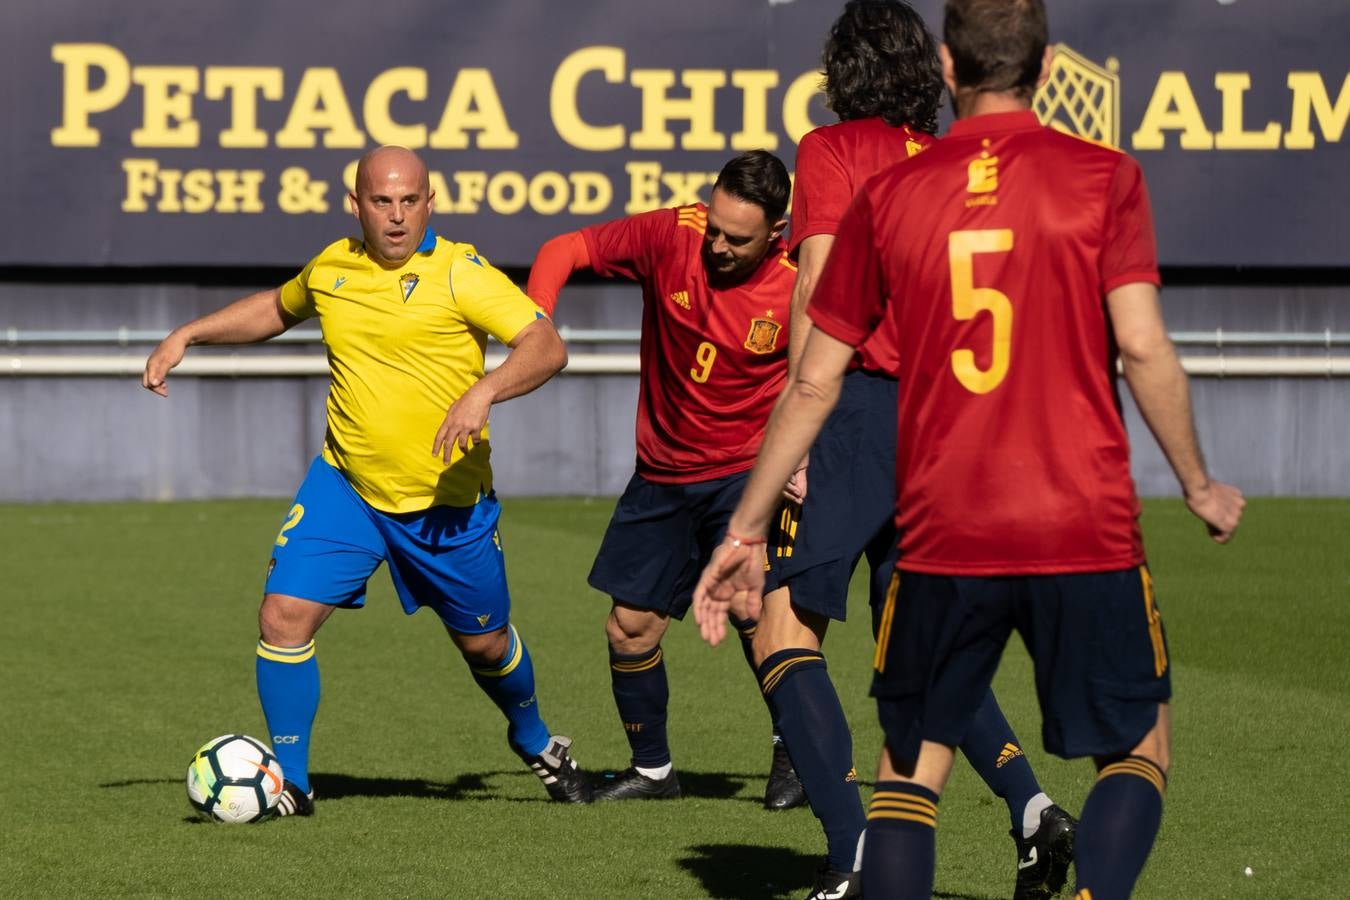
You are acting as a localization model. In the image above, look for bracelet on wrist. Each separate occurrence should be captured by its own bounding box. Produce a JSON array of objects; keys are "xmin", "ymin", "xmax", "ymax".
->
[{"xmin": 725, "ymin": 531, "xmax": 767, "ymax": 548}]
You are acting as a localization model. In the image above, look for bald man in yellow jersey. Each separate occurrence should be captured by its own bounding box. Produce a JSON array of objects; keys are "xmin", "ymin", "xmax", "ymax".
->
[{"xmin": 144, "ymin": 146, "xmax": 591, "ymax": 813}]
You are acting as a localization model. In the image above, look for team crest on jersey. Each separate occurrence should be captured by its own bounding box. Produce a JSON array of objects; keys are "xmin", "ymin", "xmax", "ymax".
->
[
  {"xmin": 399, "ymin": 272, "xmax": 420, "ymax": 302},
  {"xmin": 744, "ymin": 311, "xmax": 781, "ymax": 355}
]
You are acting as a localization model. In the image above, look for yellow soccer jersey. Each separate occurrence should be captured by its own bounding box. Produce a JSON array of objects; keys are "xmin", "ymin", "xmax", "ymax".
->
[{"xmin": 279, "ymin": 229, "xmax": 545, "ymax": 513}]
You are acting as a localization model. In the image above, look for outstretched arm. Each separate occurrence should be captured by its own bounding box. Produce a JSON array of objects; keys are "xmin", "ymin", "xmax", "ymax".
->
[
  {"xmin": 432, "ymin": 317, "xmax": 568, "ymax": 461},
  {"xmin": 142, "ymin": 287, "xmax": 298, "ymax": 396},
  {"xmin": 525, "ymin": 232, "xmax": 591, "ymax": 316},
  {"xmin": 1107, "ymin": 281, "xmax": 1244, "ymax": 541}
]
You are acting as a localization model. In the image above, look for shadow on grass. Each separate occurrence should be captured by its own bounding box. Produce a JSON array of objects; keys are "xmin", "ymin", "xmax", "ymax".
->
[
  {"xmin": 933, "ymin": 892, "xmax": 1002, "ymax": 900},
  {"xmin": 678, "ymin": 843, "xmax": 817, "ymax": 899}
]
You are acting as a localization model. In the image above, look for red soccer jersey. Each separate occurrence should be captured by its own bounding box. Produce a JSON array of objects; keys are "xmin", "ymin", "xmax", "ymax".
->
[
  {"xmin": 581, "ymin": 204, "xmax": 795, "ymax": 483},
  {"xmin": 809, "ymin": 110, "xmax": 1159, "ymax": 575},
  {"xmin": 791, "ymin": 117, "xmax": 934, "ymax": 374}
]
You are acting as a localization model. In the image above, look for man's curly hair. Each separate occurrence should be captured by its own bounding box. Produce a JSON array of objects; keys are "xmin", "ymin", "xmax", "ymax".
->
[{"xmin": 822, "ymin": 0, "xmax": 943, "ymax": 135}]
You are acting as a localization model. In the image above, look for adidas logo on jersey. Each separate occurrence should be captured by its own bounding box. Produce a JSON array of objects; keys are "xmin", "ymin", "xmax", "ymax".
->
[{"xmin": 668, "ymin": 290, "xmax": 691, "ymax": 310}]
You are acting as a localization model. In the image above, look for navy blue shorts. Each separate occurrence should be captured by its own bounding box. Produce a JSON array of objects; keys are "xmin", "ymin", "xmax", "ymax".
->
[
  {"xmin": 265, "ymin": 457, "xmax": 512, "ymax": 634},
  {"xmin": 765, "ymin": 369, "xmax": 899, "ymax": 621},
  {"xmin": 871, "ymin": 566, "xmax": 1172, "ymax": 760},
  {"xmin": 588, "ymin": 472, "xmax": 747, "ymax": 619}
]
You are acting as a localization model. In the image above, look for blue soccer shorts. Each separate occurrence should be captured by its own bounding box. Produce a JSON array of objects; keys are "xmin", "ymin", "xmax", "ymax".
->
[
  {"xmin": 765, "ymin": 369, "xmax": 899, "ymax": 621},
  {"xmin": 871, "ymin": 565, "xmax": 1173, "ymax": 761},
  {"xmin": 587, "ymin": 471, "xmax": 748, "ymax": 619},
  {"xmin": 264, "ymin": 457, "xmax": 511, "ymax": 634}
]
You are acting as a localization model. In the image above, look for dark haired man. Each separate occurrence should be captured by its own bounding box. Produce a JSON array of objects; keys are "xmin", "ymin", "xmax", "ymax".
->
[
  {"xmin": 695, "ymin": 1, "xmax": 1243, "ymax": 898},
  {"xmin": 759, "ymin": 3, "xmax": 1072, "ymax": 897},
  {"xmin": 527, "ymin": 150, "xmax": 802, "ymax": 803}
]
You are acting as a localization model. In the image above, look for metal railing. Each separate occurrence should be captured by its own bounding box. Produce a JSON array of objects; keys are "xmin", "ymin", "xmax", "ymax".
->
[{"xmin": 2, "ymin": 328, "xmax": 1348, "ymax": 377}]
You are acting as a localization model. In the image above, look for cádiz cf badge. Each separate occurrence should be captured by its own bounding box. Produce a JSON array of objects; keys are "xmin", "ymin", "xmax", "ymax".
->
[
  {"xmin": 400, "ymin": 272, "xmax": 420, "ymax": 302},
  {"xmin": 744, "ymin": 311, "xmax": 781, "ymax": 355}
]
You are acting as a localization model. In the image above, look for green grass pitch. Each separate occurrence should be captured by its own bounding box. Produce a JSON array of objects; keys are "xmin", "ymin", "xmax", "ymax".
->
[{"xmin": 2, "ymin": 497, "xmax": 1346, "ymax": 898}]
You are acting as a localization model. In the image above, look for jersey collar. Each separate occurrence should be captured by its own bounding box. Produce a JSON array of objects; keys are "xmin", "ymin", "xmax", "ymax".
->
[
  {"xmin": 946, "ymin": 109, "xmax": 1042, "ymax": 139},
  {"xmin": 415, "ymin": 228, "xmax": 438, "ymax": 254}
]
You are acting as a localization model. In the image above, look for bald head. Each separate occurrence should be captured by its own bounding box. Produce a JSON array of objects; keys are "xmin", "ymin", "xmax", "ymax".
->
[
  {"xmin": 354, "ymin": 145, "xmax": 430, "ymax": 197},
  {"xmin": 349, "ymin": 145, "xmax": 434, "ymax": 267}
]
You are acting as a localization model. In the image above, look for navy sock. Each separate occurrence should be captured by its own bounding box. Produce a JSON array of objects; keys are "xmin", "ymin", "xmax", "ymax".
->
[
  {"xmin": 759, "ymin": 649, "xmax": 865, "ymax": 872},
  {"xmin": 864, "ymin": 781, "xmax": 939, "ymax": 899},
  {"xmin": 959, "ymin": 689, "xmax": 1043, "ymax": 832},
  {"xmin": 1073, "ymin": 757, "xmax": 1166, "ymax": 900},
  {"xmin": 610, "ymin": 646, "xmax": 671, "ymax": 767},
  {"xmin": 469, "ymin": 624, "xmax": 551, "ymax": 758},
  {"xmin": 256, "ymin": 639, "xmax": 319, "ymax": 794}
]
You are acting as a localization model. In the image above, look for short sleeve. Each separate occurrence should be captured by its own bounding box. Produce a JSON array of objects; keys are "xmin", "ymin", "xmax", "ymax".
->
[
  {"xmin": 579, "ymin": 207, "xmax": 678, "ymax": 282},
  {"xmin": 807, "ymin": 191, "xmax": 887, "ymax": 348},
  {"xmin": 789, "ymin": 130, "xmax": 851, "ymax": 256},
  {"xmin": 1100, "ymin": 155, "xmax": 1161, "ymax": 294},
  {"xmin": 278, "ymin": 256, "xmax": 319, "ymax": 319},
  {"xmin": 449, "ymin": 245, "xmax": 545, "ymax": 345}
]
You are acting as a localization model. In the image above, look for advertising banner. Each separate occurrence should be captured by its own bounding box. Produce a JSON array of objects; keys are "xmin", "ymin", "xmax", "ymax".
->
[{"xmin": 6, "ymin": 0, "xmax": 1346, "ymax": 267}]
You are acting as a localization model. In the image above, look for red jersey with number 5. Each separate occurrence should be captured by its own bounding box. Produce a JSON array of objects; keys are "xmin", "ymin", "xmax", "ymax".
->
[
  {"xmin": 581, "ymin": 204, "xmax": 795, "ymax": 483},
  {"xmin": 808, "ymin": 111, "xmax": 1160, "ymax": 575},
  {"xmin": 790, "ymin": 117, "xmax": 935, "ymax": 374}
]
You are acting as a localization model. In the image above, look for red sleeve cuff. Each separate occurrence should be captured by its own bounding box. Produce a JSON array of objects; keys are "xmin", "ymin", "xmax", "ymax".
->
[
  {"xmin": 1102, "ymin": 270, "xmax": 1161, "ymax": 295},
  {"xmin": 807, "ymin": 302, "xmax": 872, "ymax": 349}
]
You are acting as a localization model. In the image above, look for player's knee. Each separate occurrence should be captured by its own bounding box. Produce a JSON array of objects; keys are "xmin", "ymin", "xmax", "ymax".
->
[
  {"xmin": 605, "ymin": 604, "xmax": 663, "ymax": 654},
  {"xmin": 258, "ymin": 593, "xmax": 325, "ymax": 646},
  {"xmin": 451, "ymin": 625, "xmax": 510, "ymax": 667}
]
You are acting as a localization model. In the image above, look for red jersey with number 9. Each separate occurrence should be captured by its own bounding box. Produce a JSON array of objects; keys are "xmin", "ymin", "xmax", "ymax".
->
[
  {"xmin": 581, "ymin": 204, "xmax": 796, "ymax": 484},
  {"xmin": 808, "ymin": 111, "xmax": 1160, "ymax": 575}
]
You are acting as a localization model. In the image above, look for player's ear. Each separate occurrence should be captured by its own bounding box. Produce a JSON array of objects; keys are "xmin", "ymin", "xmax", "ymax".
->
[
  {"xmin": 1036, "ymin": 45, "xmax": 1054, "ymax": 89},
  {"xmin": 348, "ymin": 191, "xmax": 360, "ymax": 218},
  {"xmin": 939, "ymin": 43, "xmax": 957, "ymax": 94},
  {"xmin": 770, "ymin": 218, "xmax": 788, "ymax": 242},
  {"xmin": 427, "ymin": 189, "xmax": 436, "ymax": 215}
]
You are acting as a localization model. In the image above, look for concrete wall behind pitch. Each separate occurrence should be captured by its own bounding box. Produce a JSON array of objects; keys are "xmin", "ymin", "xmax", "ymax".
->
[{"xmin": 1, "ymin": 278, "xmax": 1346, "ymax": 502}]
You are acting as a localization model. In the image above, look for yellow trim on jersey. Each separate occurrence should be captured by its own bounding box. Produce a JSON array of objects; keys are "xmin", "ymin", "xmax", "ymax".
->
[
  {"xmin": 777, "ymin": 252, "xmax": 798, "ymax": 272},
  {"xmin": 1098, "ymin": 759, "xmax": 1167, "ymax": 797},
  {"xmin": 1141, "ymin": 566, "xmax": 1167, "ymax": 677},
  {"xmin": 256, "ymin": 639, "xmax": 316, "ymax": 664},
  {"xmin": 873, "ymin": 573, "xmax": 900, "ymax": 673},
  {"xmin": 775, "ymin": 503, "xmax": 800, "ymax": 558},
  {"xmin": 472, "ymin": 625, "xmax": 524, "ymax": 677},
  {"xmin": 677, "ymin": 205, "xmax": 708, "ymax": 235},
  {"xmin": 1074, "ymin": 891, "xmax": 1094, "ymax": 900},
  {"xmin": 280, "ymin": 235, "xmax": 544, "ymax": 512}
]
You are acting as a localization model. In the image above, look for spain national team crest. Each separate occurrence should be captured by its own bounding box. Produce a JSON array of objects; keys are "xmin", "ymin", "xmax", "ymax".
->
[
  {"xmin": 399, "ymin": 272, "xmax": 420, "ymax": 302},
  {"xmin": 744, "ymin": 312, "xmax": 781, "ymax": 355},
  {"xmin": 1033, "ymin": 43, "xmax": 1121, "ymax": 147}
]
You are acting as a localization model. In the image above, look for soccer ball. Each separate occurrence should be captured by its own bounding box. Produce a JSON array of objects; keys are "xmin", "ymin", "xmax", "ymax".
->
[{"xmin": 186, "ymin": 734, "xmax": 285, "ymax": 823}]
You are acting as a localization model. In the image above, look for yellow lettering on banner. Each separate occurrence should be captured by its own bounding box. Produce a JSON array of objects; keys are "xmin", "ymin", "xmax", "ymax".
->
[
  {"xmin": 1285, "ymin": 72, "xmax": 1350, "ymax": 149},
  {"xmin": 551, "ymin": 46, "xmax": 626, "ymax": 151},
  {"xmin": 365, "ymin": 67, "xmax": 428, "ymax": 147},
  {"xmin": 630, "ymin": 69, "xmax": 727, "ymax": 151},
  {"xmin": 51, "ymin": 43, "xmax": 131, "ymax": 147},
  {"xmin": 121, "ymin": 159, "xmax": 265, "ymax": 213},
  {"xmin": 205, "ymin": 68, "xmax": 284, "ymax": 148},
  {"xmin": 527, "ymin": 171, "xmax": 569, "ymax": 215},
  {"xmin": 487, "ymin": 171, "xmax": 528, "ymax": 214},
  {"xmin": 276, "ymin": 68, "xmax": 365, "ymax": 149},
  {"xmin": 429, "ymin": 70, "xmax": 518, "ymax": 149},
  {"xmin": 1130, "ymin": 72, "xmax": 1214, "ymax": 150},
  {"xmin": 131, "ymin": 66, "xmax": 200, "ymax": 147},
  {"xmin": 1214, "ymin": 73, "xmax": 1281, "ymax": 149},
  {"xmin": 662, "ymin": 170, "xmax": 715, "ymax": 207},
  {"xmin": 626, "ymin": 162, "xmax": 663, "ymax": 214},
  {"xmin": 568, "ymin": 172, "xmax": 612, "ymax": 215},
  {"xmin": 452, "ymin": 171, "xmax": 489, "ymax": 214},
  {"xmin": 731, "ymin": 70, "xmax": 780, "ymax": 151},
  {"xmin": 782, "ymin": 70, "xmax": 824, "ymax": 144}
]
